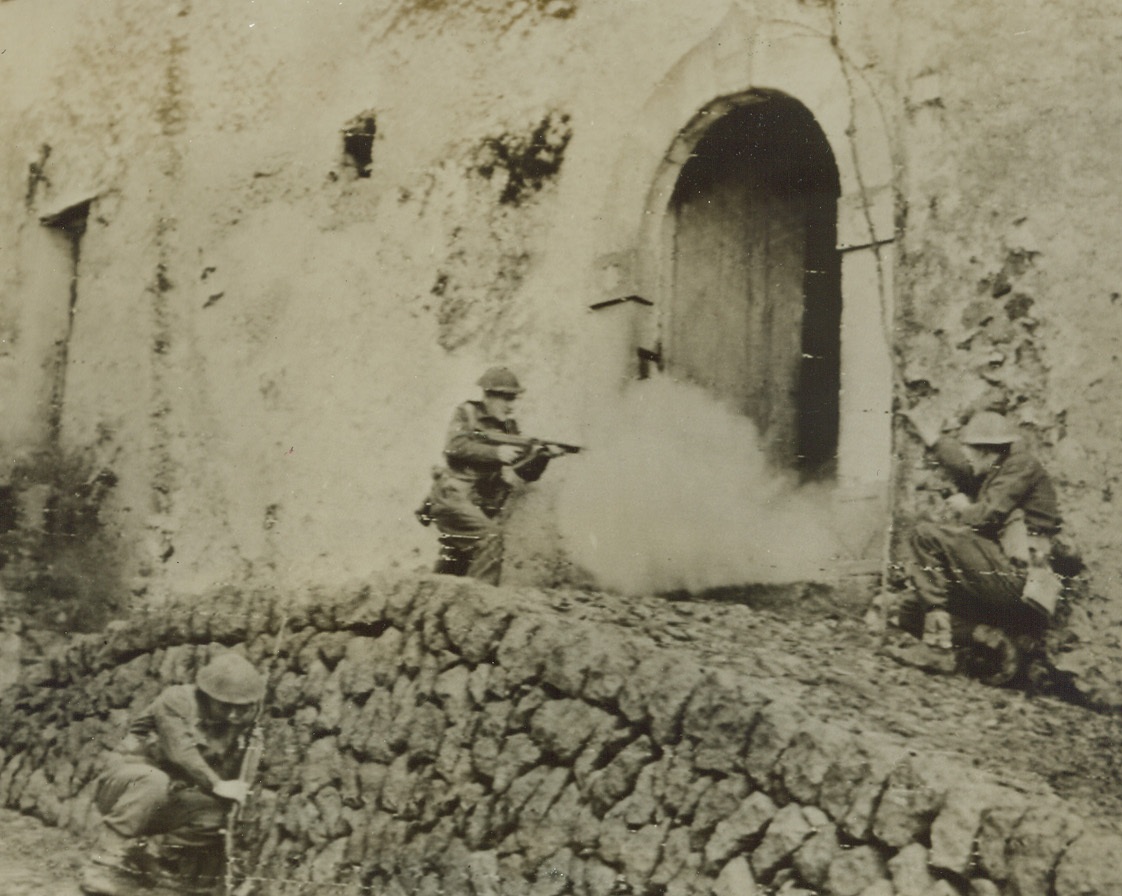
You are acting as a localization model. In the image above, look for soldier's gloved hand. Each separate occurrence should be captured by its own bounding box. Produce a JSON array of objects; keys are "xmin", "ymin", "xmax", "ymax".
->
[
  {"xmin": 945, "ymin": 492, "xmax": 972, "ymax": 513},
  {"xmin": 495, "ymin": 445, "xmax": 522, "ymax": 464},
  {"xmin": 213, "ymin": 779, "xmax": 250, "ymax": 803}
]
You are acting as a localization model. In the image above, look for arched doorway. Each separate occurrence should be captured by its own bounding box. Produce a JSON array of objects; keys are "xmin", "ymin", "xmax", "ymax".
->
[{"xmin": 666, "ymin": 91, "xmax": 840, "ymax": 479}]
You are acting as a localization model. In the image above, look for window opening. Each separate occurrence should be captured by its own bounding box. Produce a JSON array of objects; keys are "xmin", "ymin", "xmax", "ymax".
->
[{"xmin": 39, "ymin": 200, "xmax": 90, "ymax": 441}]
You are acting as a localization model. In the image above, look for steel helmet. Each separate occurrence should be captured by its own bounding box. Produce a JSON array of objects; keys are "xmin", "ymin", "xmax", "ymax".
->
[
  {"xmin": 961, "ymin": 411, "xmax": 1017, "ymax": 446},
  {"xmin": 196, "ymin": 653, "xmax": 266, "ymax": 705},
  {"xmin": 477, "ymin": 366, "xmax": 523, "ymax": 396}
]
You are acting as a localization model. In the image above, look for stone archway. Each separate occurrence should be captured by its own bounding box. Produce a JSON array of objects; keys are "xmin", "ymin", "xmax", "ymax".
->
[{"xmin": 592, "ymin": 8, "xmax": 895, "ymax": 576}]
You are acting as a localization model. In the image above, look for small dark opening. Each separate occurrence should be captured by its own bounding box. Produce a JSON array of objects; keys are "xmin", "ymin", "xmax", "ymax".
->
[
  {"xmin": 40, "ymin": 200, "xmax": 91, "ymax": 440},
  {"xmin": 343, "ymin": 115, "xmax": 377, "ymax": 178}
]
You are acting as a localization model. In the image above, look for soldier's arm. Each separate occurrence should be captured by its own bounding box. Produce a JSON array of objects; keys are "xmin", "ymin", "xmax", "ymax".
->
[
  {"xmin": 931, "ymin": 436, "xmax": 981, "ymax": 496},
  {"xmin": 443, "ymin": 404, "xmax": 506, "ymax": 465},
  {"xmin": 152, "ymin": 689, "xmax": 222, "ymax": 791},
  {"xmin": 959, "ymin": 452, "xmax": 1041, "ymax": 534}
]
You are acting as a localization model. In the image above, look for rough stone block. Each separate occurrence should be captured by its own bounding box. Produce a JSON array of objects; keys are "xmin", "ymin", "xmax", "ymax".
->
[
  {"xmin": 887, "ymin": 842, "xmax": 937, "ymax": 896},
  {"xmin": 491, "ymin": 732, "xmax": 542, "ymax": 794},
  {"xmin": 714, "ymin": 856, "xmax": 760, "ymax": 895},
  {"xmin": 1006, "ymin": 804, "xmax": 1084, "ymax": 896},
  {"xmin": 580, "ymin": 637, "xmax": 642, "ymax": 706},
  {"xmin": 600, "ymin": 819, "xmax": 668, "ymax": 885},
  {"xmin": 691, "ymin": 776, "xmax": 751, "ymax": 839},
  {"xmin": 792, "ymin": 822, "xmax": 841, "ymax": 890},
  {"xmin": 586, "ymin": 734, "xmax": 656, "ymax": 814},
  {"xmin": 743, "ymin": 699, "xmax": 807, "ymax": 794},
  {"xmin": 777, "ymin": 722, "xmax": 853, "ymax": 806},
  {"xmin": 682, "ymin": 668, "xmax": 765, "ymax": 775},
  {"xmin": 606, "ymin": 756, "xmax": 661, "ymax": 827},
  {"xmin": 871, "ymin": 756, "xmax": 948, "ymax": 848},
  {"xmin": 1054, "ymin": 829, "xmax": 1122, "ymax": 896},
  {"xmin": 443, "ymin": 597, "xmax": 513, "ymax": 664},
  {"xmin": 705, "ymin": 790, "xmax": 778, "ymax": 870},
  {"xmin": 650, "ymin": 825, "xmax": 692, "ymax": 888},
  {"xmin": 495, "ymin": 615, "xmax": 548, "ymax": 682},
  {"xmin": 976, "ymin": 797, "xmax": 1028, "ymax": 882},
  {"xmin": 539, "ymin": 623, "xmax": 599, "ymax": 695},
  {"xmin": 529, "ymin": 698, "xmax": 617, "ymax": 763},
  {"xmin": 618, "ymin": 651, "xmax": 706, "ymax": 743},
  {"xmin": 930, "ymin": 781, "xmax": 1005, "ymax": 876},
  {"xmin": 338, "ymin": 630, "xmax": 402, "ymax": 697},
  {"xmin": 825, "ymin": 845, "xmax": 889, "ymax": 896},
  {"xmin": 752, "ymin": 803, "xmax": 815, "ymax": 880}
]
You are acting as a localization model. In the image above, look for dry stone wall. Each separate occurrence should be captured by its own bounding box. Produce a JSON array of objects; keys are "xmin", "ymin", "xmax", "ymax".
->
[{"xmin": 0, "ymin": 576, "xmax": 1119, "ymax": 896}]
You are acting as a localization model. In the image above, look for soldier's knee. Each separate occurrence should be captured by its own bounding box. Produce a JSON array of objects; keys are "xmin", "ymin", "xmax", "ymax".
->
[
  {"xmin": 96, "ymin": 763, "xmax": 171, "ymax": 815},
  {"xmin": 911, "ymin": 521, "xmax": 943, "ymax": 551}
]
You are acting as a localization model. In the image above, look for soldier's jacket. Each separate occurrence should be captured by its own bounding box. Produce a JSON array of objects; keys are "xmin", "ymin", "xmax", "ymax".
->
[
  {"xmin": 117, "ymin": 684, "xmax": 247, "ymax": 789},
  {"xmin": 934, "ymin": 437, "xmax": 1061, "ymax": 537},
  {"xmin": 441, "ymin": 400, "xmax": 521, "ymax": 514}
]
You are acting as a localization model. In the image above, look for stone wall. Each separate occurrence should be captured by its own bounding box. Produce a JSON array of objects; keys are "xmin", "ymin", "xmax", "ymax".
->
[{"xmin": 0, "ymin": 576, "xmax": 1118, "ymax": 895}]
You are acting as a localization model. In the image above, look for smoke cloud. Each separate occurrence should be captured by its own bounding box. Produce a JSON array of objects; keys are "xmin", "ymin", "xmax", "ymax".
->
[{"xmin": 556, "ymin": 378, "xmax": 843, "ymax": 595}]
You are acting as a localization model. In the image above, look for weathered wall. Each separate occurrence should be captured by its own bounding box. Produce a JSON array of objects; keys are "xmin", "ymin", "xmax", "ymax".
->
[
  {"xmin": 1, "ymin": 577, "xmax": 1120, "ymax": 895},
  {"xmin": 0, "ymin": 0, "xmax": 900, "ymax": 599},
  {"xmin": 3, "ymin": 2, "xmax": 1122, "ymax": 615},
  {"xmin": 892, "ymin": 1, "xmax": 1122, "ymax": 611}
]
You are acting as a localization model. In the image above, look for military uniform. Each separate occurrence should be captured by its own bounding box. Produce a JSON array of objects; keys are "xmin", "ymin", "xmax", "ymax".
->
[
  {"xmin": 907, "ymin": 431, "xmax": 1062, "ymax": 632},
  {"xmin": 424, "ymin": 368, "xmax": 552, "ymax": 585},
  {"xmin": 81, "ymin": 653, "xmax": 263, "ymax": 896}
]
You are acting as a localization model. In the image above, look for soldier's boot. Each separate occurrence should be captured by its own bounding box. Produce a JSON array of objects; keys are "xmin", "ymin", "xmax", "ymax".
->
[
  {"xmin": 435, "ymin": 533, "xmax": 477, "ymax": 576},
  {"xmin": 963, "ymin": 624, "xmax": 1023, "ymax": 687},
  {"xmin": 879, "ymin": 609, "xmax": 957, "ymax": 675},
  {"xmin": 79, "ymin": 826, "xmax": 156, "ymax": 895},
  {"xmin": 153, "ymin": 835, "xmax": 226, "ymax": 896},
  {"xmin": 922, "ymin": 609, "xmax": 954, "ymax": 650}
]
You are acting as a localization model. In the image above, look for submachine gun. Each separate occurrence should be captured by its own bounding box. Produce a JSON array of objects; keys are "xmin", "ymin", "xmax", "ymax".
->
[
  {"xmin": 470, "ymin": 430, "xmax": 583, "ymax": 457},
  {"xmin": 471, "ymin": 430, "xmax": 583, "ymax": 482}
]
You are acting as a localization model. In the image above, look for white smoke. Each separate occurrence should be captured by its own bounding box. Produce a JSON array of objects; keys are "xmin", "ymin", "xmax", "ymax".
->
[{"xmin": 556, "ymin": 378, "xmax": 843, "ymax": 594}]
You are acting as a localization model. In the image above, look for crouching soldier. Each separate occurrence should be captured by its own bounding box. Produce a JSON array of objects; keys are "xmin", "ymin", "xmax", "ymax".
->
[
  {"xmin": 893, "ymin": 409, "xmax": 1065, "ymax": 683},
  {"xmin": 80, "ymin": 652, "xmax": 265, "ymax": 896}
]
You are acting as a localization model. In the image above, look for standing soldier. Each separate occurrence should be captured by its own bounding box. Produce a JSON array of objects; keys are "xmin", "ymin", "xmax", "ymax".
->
[
  {"xmin": 80, "ymin": 652, "xmax": 265, "ymax": 896},
  {"xmin": 417, "ymin": 367, "xmax": 569, "ymax": 585},
  {"xmin": 894, "ymin": 409, "xmax": 1065, "ymax": 682}
]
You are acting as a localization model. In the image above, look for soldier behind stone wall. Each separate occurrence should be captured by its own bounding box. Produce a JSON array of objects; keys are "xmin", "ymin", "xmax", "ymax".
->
[{"xmin": 80, "ymin": 651, "xmax": 265, "ymax": 896}]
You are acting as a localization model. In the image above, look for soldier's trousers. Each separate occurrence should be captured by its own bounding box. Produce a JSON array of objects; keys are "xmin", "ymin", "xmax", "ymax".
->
[
  {"xmin": 427, "ymin": 475, "xmax": 504, "ymax": 585},
  {"xmin": 94, "ymin": 759, "xmax": 227, "ymax": 846},
  {"xmin": 907, "ymin": 521, "xmax": 1027, "ymax": 627}
]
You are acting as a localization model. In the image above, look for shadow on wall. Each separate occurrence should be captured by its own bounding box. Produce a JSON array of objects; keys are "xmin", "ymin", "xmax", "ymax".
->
[{"xmin": 0, "ymin": 443, "xmax": 122, "ymax": 633}]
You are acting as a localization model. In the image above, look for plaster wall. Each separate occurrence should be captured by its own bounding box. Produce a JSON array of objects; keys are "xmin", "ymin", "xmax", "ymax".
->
[
  {"xmin": 0, "ymin": 0, "xmax": 898, "ymax": 598},
  {"xmin": 2, "ymin": 0, "xmax": 1122, "ymax": 612}
]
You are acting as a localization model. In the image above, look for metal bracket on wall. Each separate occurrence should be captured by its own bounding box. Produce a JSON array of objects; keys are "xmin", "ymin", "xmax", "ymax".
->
[
  {"xmin": 588, "ymin": 295, "xmax": 659, "ymax": 379},
  {"xmin": 637, "ymin": 343, "xmax": 663, "ymax": 379}
]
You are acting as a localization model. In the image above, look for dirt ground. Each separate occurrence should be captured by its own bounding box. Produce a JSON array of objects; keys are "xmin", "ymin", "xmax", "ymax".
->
[
  {"xmin": 0, "ymin": 807, "xmax": 87, "ymax": 895},
  {"xmin": 2, "ymin": 582, "xmax": 1122, "ymax": 892}
]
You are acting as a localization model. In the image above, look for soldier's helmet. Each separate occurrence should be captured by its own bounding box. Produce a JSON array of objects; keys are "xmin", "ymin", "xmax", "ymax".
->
[
  {"xmin": 196, "ymin": 653, "xmax": 266, "ymax": 704},
  {"xmin": 961, "ymin": 411, "xmax": 1017, "ymax": 446},
  {"xmin": 477, "ymin": 367, "xmax": 524, "ymax": 396}
]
